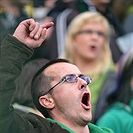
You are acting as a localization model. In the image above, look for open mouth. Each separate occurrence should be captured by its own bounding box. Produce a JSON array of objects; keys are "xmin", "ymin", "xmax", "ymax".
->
[
  {"xmin": 81, "ymin": 92, "xmax": 91, "ymax": 110},
  {"xmin": 90, "ymin": 45, "xmax": 96, "ymax": 50}
]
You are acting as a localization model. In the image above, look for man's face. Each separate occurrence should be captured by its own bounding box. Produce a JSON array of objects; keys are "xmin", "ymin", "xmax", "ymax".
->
[{"xmin": 45, "ymin": 62, "xmax": 92, "ymax": 126}]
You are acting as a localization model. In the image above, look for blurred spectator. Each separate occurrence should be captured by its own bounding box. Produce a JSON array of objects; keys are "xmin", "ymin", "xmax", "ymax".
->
[
  {"xmin": 26, "ymin": 0, "xmax": 126, "ymax": 65},
  {"xmin": 12, "ymin": 58, "xmax": 49, "ymax": 116},
  {"xmin": 0, "ymin": 0, "xmax": 29, "ymax": 43},
  {"xmin": 78, "ymin": 0, "xmax": 125, "ymax": 35},
  {"xmin": 26, "ymin": 0, "xmax": 56, "ymax": 62},
  {"xmin": 32, "ymin": 0, "xmax": 56, "ymax": 24},
  {"xmin": 96, "ymin": 49, "xmax": 133, "ymax": 133},
  {"xmin": 62, "ymin": 12, "xmax": 115, "ymax": 116},
  {"xmin": 43, "ymin": 0, "xmax": 79, "ymax": 60},
  {"xmin": 76, "ymin": 0, "xmax": 126, "ymax": 64},
  {"xmin": 40, "ymin": 0, "xmax": 125, "ymax": 64},
  {"xmin": 94, "ymin": 2, "xmax": 133, "ymax": 118}
]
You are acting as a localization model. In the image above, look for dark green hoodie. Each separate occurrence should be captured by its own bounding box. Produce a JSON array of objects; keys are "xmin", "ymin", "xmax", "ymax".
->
[{"xmin": 0, "ymin": 35, "xmax": 113, "ymax": 133}]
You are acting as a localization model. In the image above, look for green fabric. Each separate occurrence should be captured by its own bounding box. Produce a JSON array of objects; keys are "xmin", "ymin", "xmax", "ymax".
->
[
  {"xmin": 47, "ymin": 118, "xmax": 114, "ymax": 133},
  {"xmin": 130, "ymin": 99, "xmax": 133, "ymax": 113},
  {"xmin": 46, "ymin": 118, "xmax": 75, "ymax": 133},
  {"xmin": 89, "ymin": 72, "xmax": 106, "ymax": 111},
  {"xmin": 89, "ymin": 66, "xmax": 114, "ymax": 112},
  {"xmin": 96, "ymin": 102, "xmax": 133, "ymax": 133},
  {"xmin": 88, "ymin": 123, "xmax": 114, "ymax": 133}
]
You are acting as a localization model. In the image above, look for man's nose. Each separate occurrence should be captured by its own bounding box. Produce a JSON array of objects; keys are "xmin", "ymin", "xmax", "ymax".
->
[{"xmin": 78, "ymin": 78, "xmax": 87, "ymax": 90}]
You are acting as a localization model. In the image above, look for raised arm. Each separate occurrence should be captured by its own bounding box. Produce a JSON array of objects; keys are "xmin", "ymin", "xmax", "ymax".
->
[{"xmin": 0, "ymin": 19, "xmax": 53, "ymax": 133}]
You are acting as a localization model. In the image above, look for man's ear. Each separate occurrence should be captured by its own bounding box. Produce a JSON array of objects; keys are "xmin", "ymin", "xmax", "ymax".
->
[{"xmin": 39, "ymin": 95, "xmax": 55, "ymax": 109}]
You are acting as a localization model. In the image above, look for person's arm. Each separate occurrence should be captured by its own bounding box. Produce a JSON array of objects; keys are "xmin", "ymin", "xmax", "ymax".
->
[{"xmin": 0, "ymin": 19, "xmax": 53, "ymax": 133}]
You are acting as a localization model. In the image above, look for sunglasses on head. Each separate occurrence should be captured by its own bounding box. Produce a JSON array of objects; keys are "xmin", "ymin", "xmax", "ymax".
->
[{"xmin": 44, "ymin": 74, "xmax": 92, "ymax": 95}]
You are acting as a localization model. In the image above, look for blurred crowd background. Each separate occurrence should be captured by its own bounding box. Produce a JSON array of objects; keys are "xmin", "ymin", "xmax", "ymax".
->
[
  {"xmin": 0, "ymin": 0, "xmax": 133, "ymax": 133},
  {"xmin": 0, "ymin": 0, "xmax": 132, "ymax": 62}
]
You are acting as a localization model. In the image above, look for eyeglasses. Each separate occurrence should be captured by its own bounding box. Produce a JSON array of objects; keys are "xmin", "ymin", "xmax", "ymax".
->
[
  {"xmin": 44, "ymin": 74, "xmax": 92, "ymax": 95},
  {"xmin": 76, "ymin": 29, "xmax": 106, "ymax": 37}
]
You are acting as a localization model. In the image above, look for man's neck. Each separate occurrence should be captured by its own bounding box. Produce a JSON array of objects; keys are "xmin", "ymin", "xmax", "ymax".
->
[
  {"xmin": 49, "ymin": 114, "xmax": 90, "ymax": 133},
  {"xmin": 70, "ymin": 125, "xmax": 90, "ymax": 133}
]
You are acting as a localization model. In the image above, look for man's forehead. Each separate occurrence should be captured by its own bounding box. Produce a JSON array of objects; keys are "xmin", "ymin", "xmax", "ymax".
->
[{"xmin": 45, "ymin": 62, "xmax": 80, "ymax": 74}]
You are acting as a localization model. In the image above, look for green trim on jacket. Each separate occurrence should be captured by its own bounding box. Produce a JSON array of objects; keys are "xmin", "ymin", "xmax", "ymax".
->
[{"xmin": 47, "ymin": 118, "xmax": 114, "ymax": 133}]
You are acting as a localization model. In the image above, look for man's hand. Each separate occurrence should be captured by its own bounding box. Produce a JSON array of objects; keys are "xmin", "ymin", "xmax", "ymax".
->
[{"xmin": 13, "ymin": 18, "xmax": 54, "ymax": 48}]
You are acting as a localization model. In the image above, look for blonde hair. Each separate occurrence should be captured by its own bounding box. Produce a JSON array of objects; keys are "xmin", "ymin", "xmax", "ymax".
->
[{"xmin": 63, "ymin": 12, "xmax": 113, "ymax": 78}]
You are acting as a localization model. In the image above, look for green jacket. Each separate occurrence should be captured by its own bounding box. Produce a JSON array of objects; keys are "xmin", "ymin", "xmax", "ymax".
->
[
  {"xmin": 96, "ymin": 102, "xmax": 133, "ymax": 133},
  {"xmin": 0, "ymin": 35, "xmax": 113, "ymax": 133}
]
